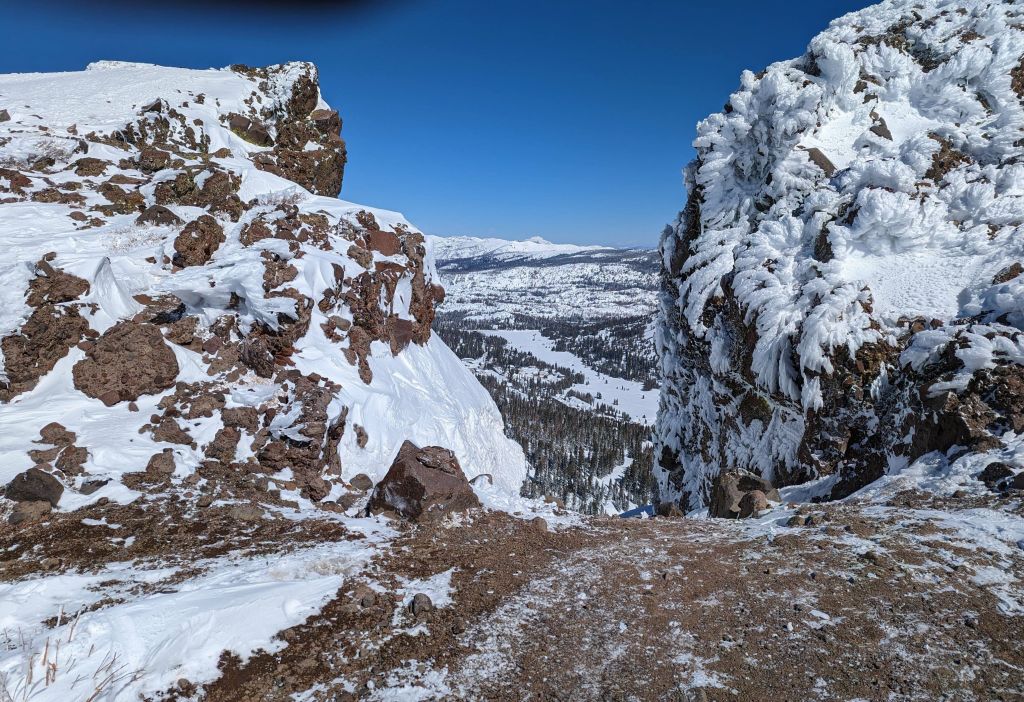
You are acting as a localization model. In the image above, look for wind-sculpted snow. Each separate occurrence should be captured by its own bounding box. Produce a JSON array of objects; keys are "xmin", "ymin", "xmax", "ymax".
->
[
  {"xmin": 0, "ymin": 61, "xmax": 526, "ymax": 513},
  {"xmin": 656, "ymin": 0, "xmax": 1024, "ymax": 509}
]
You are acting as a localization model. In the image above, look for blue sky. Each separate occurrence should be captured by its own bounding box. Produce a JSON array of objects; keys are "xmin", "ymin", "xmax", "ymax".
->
[{"xmin": 2, "ymin": 0, "xmax": 868, "ymax": 246}]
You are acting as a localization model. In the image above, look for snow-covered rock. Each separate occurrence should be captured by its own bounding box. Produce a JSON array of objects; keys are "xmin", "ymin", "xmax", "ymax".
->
[
  {"xmin": 0, "ymin": 61, "xmax": 526, "ymax": 509},
  {"xmin": 656, "ymin": 0, "xmax": 1024, "ymax": 509}
]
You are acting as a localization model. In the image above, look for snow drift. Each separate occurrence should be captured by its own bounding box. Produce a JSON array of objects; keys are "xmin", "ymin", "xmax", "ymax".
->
[
  {"xmin": 656, "ymin": 0, "xmax": 1024, "ymax": 508},
  {"xmin": 0, "ymin": 61, "xmax": 527, "ymax": 510}
]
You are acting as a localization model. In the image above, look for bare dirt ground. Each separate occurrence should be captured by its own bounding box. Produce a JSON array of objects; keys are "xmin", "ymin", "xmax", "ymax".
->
[{"xmin": 184, "ymin": 491, "xmax": 1024, "ymax": 702}]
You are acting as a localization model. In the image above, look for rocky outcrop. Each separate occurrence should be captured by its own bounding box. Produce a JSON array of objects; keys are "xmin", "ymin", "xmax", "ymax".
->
[
  {"xmin": 0, "ymin": 60, "xmax": 525, "ymax": 515},
  {"xmin": 368, "ymin": 441, "xmax": 481, "ymax": 521},
  {"xmin": 655, "ymin": 0, "xmax": 1024, "ymax": 509}
]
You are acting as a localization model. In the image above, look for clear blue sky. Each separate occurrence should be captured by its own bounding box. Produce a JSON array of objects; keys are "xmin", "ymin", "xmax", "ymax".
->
[{"xmin": 2, "ymin": 0, "xmax": 868, "ymax": 246}]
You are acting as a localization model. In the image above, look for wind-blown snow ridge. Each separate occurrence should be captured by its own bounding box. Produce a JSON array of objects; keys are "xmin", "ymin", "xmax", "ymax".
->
[{"xmin": 656, "ymin": 0, "xmax": 1024, "ymax": 508}]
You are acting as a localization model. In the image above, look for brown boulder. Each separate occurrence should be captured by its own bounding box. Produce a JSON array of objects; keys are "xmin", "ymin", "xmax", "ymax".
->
[
  {"xmin": 368, "ymin": 441, "xmax": 480, "ymax": 522},
  {"xmin": 350, "ymin": 473, "xmax": 373, "ymax": 492},
  {"xmin": 978, "ymin": 462, "xmax": 1014, "ymax": 488},
  {"xmin": 146, "ymin": 449, "xmax": 176, "ymax": 477},
  {"xmin": 39, "ymin": 422, "xmax": 76, "ymax": 446},
  {"xmin": 654, "ymin": 501, "xmax": 684, "ymax": 518},
  {"xmin": 206, "ymin": 426, "xmax": 240, "ymax": 463},
  {"xmin": 136, "ymin": 205, "xmax": 183, "ymax": 226},
  {"xmin": 137, "ymin": 147, "xmax": 172, "ymax": 173},
  {"xmin": 26, "ymin": 261, "xmax": 90, "ymax": 307},
  {"xmin": 72, "ymin": 321, "xmax": 179, "ymax": 405},
  {"xmin": 5, "ymin": 468, "xmax": 64, "ymax": 506},
  {"xmin": 228, "ymin": 113, "xmax": 273, "ymax": 146},
  {"xmin": 9, "ymin": 500, "xmax": 51, "ymax": 526},
  {"xmin": 738, "ymin": 490, "xmax": 769, "ymax": 518},
  {"xmin": 709, "ymin": 471, "xmax": 780, "ymax": 519},
  {"xmin": 173, "ymin": 215, "xmax": 225, "ymax": 267},
  {"xmin": 804, "ymin": 147, "xmax": 836, "ymax": 176}
]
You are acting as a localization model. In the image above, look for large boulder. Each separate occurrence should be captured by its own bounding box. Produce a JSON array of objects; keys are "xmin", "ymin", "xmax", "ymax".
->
[
  {"xmin": 5, "ymin": 468, "xmax": 64, "ymax": 506},
  {"xmin": 708, "ymin": 472, "xmax": 780, "ymax": 519},
  {"xmin": 368, "ymin": 441, "xmax": 481, "ymax": 522},
  {"xmin": 72, "ymin": 321, "xmax": 179, "ymax": 405}
]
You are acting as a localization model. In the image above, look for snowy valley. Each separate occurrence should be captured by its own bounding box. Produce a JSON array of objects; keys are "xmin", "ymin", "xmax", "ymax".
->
[{"xmin": 430, "ymin": 235, "xmax": 660, "ymax": 513}]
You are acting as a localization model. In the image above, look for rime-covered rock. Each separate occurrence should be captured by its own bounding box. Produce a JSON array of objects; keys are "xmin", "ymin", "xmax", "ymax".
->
[{"xmin": 656, "ymin": 0, "xmax": 1024, "ymax": 509}]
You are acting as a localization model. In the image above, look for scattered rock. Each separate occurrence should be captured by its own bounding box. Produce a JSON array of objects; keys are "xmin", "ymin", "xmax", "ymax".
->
[
  {"xmin": 367, "ymin": 440, "xmax": 481, "ymax": 522},
  {"xmin": 530, "ymin": 516, "xmax": 549, "ymax": 532},
  {"xmin": 226, "ymin": 503, "xmax": 265, "ymax": 522},
  {"xmin": 5, "ymin": 468, "xmax": 64, "ymax": 506}
]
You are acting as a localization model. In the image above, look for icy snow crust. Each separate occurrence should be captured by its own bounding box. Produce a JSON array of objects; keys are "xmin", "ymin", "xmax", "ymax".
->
[
  {"xmin": 656, "ymin": 0, "xmax": 1024, "ymax": 506},
  {"xmin": 0, "ymin": 61, "xmax": 526, "ymax": 496}
]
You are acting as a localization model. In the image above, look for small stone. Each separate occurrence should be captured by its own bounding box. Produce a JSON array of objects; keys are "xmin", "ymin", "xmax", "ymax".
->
[
  {"xmin": 349, "ymin": 473, "xmax": 373, "ymax": 492},
  {"xmin": 410, "ymin": 593, "xmax": 433, "ymax": 617},
  {"xmin": 530, "ymin": 516, "xmax": 549, "ymax": 532}
]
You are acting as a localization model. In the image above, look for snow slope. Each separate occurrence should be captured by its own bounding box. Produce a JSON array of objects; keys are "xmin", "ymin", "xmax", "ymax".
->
[
  {"xmin": 656, "ymin": 0, "xmax": 1024, "ymax": 508},
  {"xmin": 0, "ymin": 61, "xmax": 526, "ymax": 507}
]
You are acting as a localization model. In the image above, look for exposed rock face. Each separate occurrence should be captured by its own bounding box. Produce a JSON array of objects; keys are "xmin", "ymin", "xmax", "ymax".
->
[
  {"xmin": 368, "ymin": 441, "xmax": 481, "ymax": 521},
  {"xmin": 655, "ymin": 0, "xmax": 1024, "ymax": 509},
  {"xmin": 0, "ymin": 60, "xmax": 526, "ymax": 514},
  {"xmin": 73, "ymin": 321, "xmax": 179, "ymax": 405}
]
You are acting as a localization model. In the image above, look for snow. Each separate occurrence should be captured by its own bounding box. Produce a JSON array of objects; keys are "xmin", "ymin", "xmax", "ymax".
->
[
  {"xmin": 480, "ymin": 329, "xmax": 658, "ymax": 425},
  {"xmin": 0, "ymin": 518, "xmax": 395, "ymax": 701}
]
